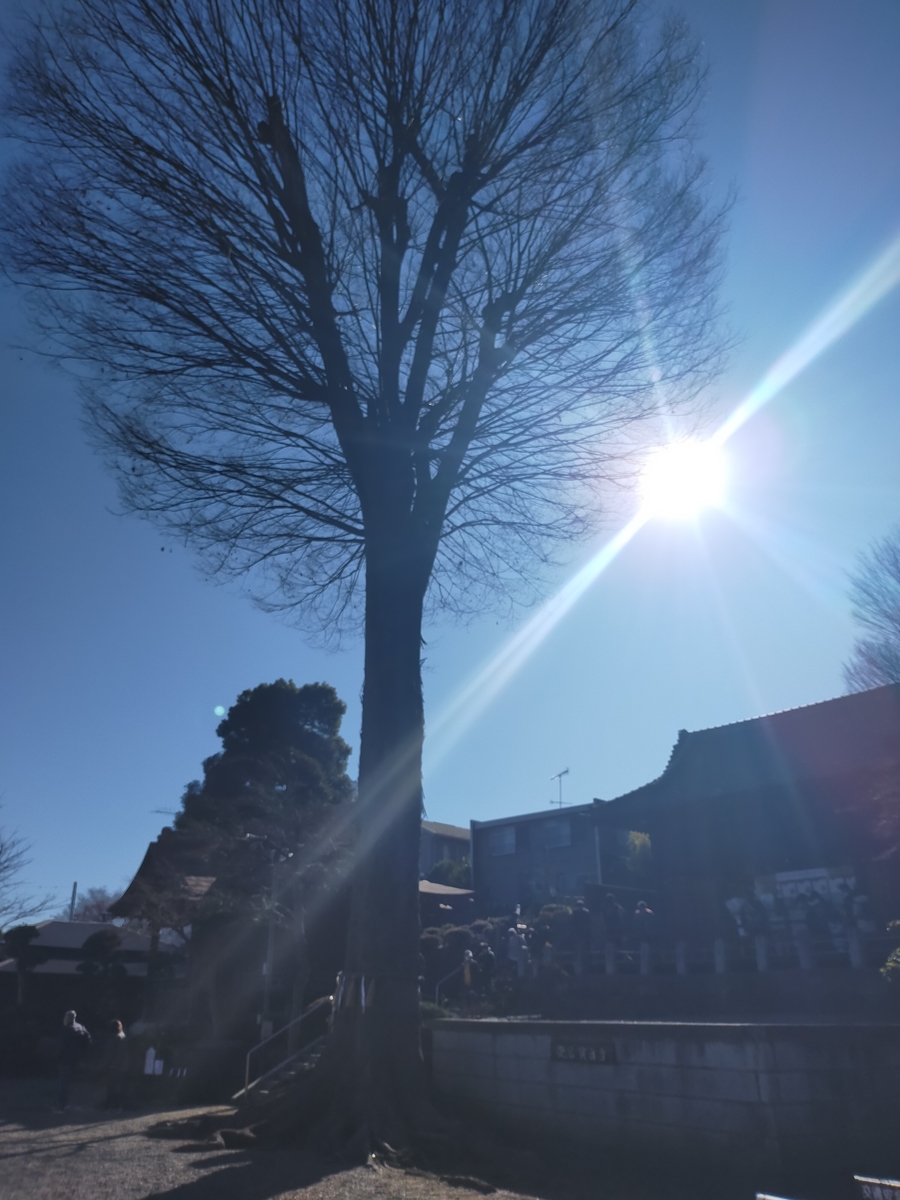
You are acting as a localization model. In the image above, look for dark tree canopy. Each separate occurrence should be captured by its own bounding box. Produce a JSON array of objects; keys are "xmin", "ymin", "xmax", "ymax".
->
[
  {"xmin": 216, "ymin": 679, "xmax": 351, "ymax": 778},
  {"xmin": 2, "ymin": 924, "xmax": 51, "ymax": 1007},
  {"xmin": 176, "ymin": 679, "xmax": 353, "ymax": 845},
  {"xmin": 55, "ymin": 885, "xmax": 121, "ymax": 924},
  {"xmin": 425, "ymin": 857, "xmax": 470, "ymax": 889},
  {"xmin": 844, "ymin": 526, "xmax": 900, "ymax": 693},
  {"xmin": 76, "ymin": 928, "xmax": 126, "ymax": 978}
]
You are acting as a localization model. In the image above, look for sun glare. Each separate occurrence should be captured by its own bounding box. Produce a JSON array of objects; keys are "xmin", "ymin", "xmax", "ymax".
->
[{"xmin": 640, "ymin": 440, "xmax": 726, "ymax": 520}]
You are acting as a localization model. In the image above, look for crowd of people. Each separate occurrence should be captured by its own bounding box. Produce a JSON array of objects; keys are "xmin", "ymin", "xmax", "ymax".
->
[
  {"xmin": 443, "ymin": 894, "xmax": 659, "ymax": 1003},
  {"xmin": 504, "ymin": 896, "xmax": 658, "ymax": 977},
  {"xmin": 443, "ymin": 881, "xmax": 886, "ymax": 1005}
]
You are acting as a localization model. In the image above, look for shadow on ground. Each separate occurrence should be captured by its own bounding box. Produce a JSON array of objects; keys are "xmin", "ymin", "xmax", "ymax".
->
[{"xmin": 0, "ymin": 1077, "xmax": 869, "ymax": 1200}]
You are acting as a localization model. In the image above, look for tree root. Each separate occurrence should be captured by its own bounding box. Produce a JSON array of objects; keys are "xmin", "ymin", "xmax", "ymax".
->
[{"xmin": 146, "ymin": 1043, "xmax": 533, "ymax": 1199}]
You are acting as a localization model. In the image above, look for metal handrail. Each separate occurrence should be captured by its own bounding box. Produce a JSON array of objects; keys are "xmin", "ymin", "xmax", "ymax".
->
[
  {"xmin": 244, "ymin": 995, "xmax": 331, "ymax": 1092},
  {"xmin": 236, "ymin": 1035, "xmax": 326, "ymax": 1102}
]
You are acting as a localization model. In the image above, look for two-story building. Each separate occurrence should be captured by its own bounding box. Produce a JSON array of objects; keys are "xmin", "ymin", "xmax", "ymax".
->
[
  {"xmin": 470, "ymin": 804, "xmax": 603, "ymax": 912},
  {"xmin": 419, "ymin": 820, "xmax": 470, "ymax": 877},
  {"xmin": 470, "ymin": 685, "xmax": 900, "ymax": 928},
  {"xmin": 593, "ymin": 682, "xmax": 900, "ymax": 938}
]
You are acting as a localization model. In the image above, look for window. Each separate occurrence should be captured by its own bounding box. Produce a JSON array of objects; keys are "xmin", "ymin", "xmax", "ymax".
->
[
  {"xmin": 489, "ymin": 825, "xmax": 516, "ymax": 856},
  {"xmin": 556, "ymin": 870, "xmax": 577, "ymax": 895},
  {"xmin": 542, "ymin": 819, "xmax": 571, "ymax": 849}
]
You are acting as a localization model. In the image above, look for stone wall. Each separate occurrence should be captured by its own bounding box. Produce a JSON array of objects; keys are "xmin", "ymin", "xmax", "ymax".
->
[{"xmin": 428, "ymin": 1019, "xmax": 900, "ymax": 1178}]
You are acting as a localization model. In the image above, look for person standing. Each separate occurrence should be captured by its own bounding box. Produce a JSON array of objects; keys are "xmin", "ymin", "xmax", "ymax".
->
[
  {"xmin": 571, "ymin": 899, "xmax": 592, "ymax": 975},
  {"xmin": 476, "ymin": 942, "xmax": 496, "ymax": 995},
  {"xmin": 57, "ymin": 1010, "xmax": 91, "ymax": 1111},
  {"xmin": 508, "ymin": 927, "xmax": 529, "ymax": 978},
  {"xmin": 506, "ymin": 927, "xmax": 520, "ymax": 974},
  {"xmin": 600, "ymin": 893, "xmax": 625, "ymax": 944},
  {"xmin": 633, "ymin": 900, "xmax": 657, "ymax": 943},
  {"xmin": 102, "ymin": 1020, "xmax": 129, "ymax": 1110}
]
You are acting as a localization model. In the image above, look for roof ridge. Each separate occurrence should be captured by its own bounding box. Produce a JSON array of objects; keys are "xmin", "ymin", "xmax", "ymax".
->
[
  {"xmin": 600, "ymin": 683, "xmax": 900, "ymax": 810},
  {"xmin": 681, "ymin": 683, "xmax": 900, "ymax": 739}
]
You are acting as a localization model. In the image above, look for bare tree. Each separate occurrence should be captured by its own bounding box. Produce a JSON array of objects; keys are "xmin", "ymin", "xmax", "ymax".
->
[
  {"xmin": 844, "ymin": 526, "xmax": 900, "ymax": 692},
  {"xmin": 0, "ymin": 814, "xmax": 53, "ymax": 931},
  {"xmin": 53, "ymin": 885, "xmax": 121, "ymax": 923},
  {"xmin": 2, "ymin": 0, "xmax": 726, "ymax": 1145}
]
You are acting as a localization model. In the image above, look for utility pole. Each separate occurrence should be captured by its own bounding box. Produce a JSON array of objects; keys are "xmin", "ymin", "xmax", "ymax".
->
[
  {"xmin": 68, "ymin": 882, "xmax": 77, "ymax": 921},
  {"xmin": 261, "ymin": 847, "xmax": 276, "ymax": 1041},
  {"xmin": 550, "ymin": 768, "xmax": 570, "ymax": 808},
  {"xmin": 244, "ymin": 834, "xmax": 292, "ymax": 1041}
]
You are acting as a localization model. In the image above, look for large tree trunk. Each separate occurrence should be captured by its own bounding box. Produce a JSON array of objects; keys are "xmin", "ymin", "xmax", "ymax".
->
[{"xmin": 323, "ymin": 529, "xmax": 433, "ymax": 1148}]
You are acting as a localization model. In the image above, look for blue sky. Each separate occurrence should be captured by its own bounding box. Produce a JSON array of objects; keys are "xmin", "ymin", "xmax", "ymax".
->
[{"xmin": 2, "ymin": 0, "xmax": 900, "ymax": 910}]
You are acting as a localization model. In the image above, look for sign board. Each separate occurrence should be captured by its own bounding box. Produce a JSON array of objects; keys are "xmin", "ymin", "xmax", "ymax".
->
[{"xmin": 551, "ymin": 1037, "xmax": 616, "ymax": 1065}]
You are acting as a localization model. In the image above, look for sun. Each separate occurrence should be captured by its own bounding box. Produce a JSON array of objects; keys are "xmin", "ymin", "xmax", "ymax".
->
[{"xmin": 640, "ymin": 439, "xmax": 727, "ymax": 520}]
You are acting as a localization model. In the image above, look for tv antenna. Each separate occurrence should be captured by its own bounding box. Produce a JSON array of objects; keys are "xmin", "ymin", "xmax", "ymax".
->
[{"xmin": 550, "ymin": 767, "xmax": 570, "ymax": 808}]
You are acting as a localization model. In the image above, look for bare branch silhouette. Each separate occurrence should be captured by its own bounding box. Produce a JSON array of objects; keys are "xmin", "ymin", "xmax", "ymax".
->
[{"xmin": 2, "ymin": 0, "xmax": 727, "ymax": 1143}]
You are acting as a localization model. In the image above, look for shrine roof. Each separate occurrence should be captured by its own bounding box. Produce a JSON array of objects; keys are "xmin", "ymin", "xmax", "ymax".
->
[{"xmin": 597, "ymin": 683, "xmax": 900, "ymax": 817}]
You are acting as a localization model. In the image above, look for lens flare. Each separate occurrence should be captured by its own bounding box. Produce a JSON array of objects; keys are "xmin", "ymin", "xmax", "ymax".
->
[
  {"xmin": 640, "ymin": 440, "xmax": 727, "ymax": 520},
  {"xmin": 713, "ymin": 231, "xmax": 900, "ymax": 447},
  {"xmin": 426, "ymin": 513, "xmax": 647, "ymax": 766},
  {"xmin": 425, "ymin": 229, "xmax": 900, "ymax": 768}
]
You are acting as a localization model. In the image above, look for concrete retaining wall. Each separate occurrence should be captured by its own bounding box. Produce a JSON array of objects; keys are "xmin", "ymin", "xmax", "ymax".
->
[{"xmin": 428, "ymin": 1019, "xmax": 900, "ymax": 1176}]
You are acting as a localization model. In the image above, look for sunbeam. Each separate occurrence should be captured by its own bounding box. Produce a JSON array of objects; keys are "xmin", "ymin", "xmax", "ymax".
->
[
  {"xmin": 426, "ymin": 513, "xmax": 647, "ymax": 765},
  {"xmin": 713, "ymin": 231, "xmax": 900, "ymax": 447},
  {"xmin": 425, "ymin": 229, "xmax": 900, "ymax": 771},
  {"xmin": 721, "ymin": 504, "xmax": 849, "ymax": 614}
]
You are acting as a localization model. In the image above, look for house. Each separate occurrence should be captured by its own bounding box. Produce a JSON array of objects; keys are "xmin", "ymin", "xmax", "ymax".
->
[
  {"xmin": 470, "ymin": 803, "xmax": 603, "ymax": 913},
  {"xmin": 110, "ymin": 826, "xmax": 345, "ymax": 1040},
  {"xmin": 594, "ymin": 683, "xmax": 900, "ymax": 937},
  {"xmin": 419, "ymin": 820, "xmax": 470, "ymax": 877},
  {"xmin": 111, "ymin": 818, "xmax": 474, "ymax": 1040},
  {"xmin": 0, "ymin": 919, "xmax": 164, "ymax": 979},
  {"xmin": 0, "ymin": 920, "xmax": 176, "ymax": 1032}
]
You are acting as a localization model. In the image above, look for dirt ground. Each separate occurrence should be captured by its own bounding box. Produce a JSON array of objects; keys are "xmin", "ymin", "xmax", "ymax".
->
[
  {"xmin": 0, "ymin": 1076, "xmax": 786, "ymax": 1200},
  {"xmin": 0, "ymin": 1077, "xmax": 613, "ymax": 1200}
]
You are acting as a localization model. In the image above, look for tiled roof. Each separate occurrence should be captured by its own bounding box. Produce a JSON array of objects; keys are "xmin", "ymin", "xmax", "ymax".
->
[
  {"xmin": 109, "ymin": 828, "xmax": 217, "ymax": 918},
  {"xmin": 1, "ymin": 920, "xmax": 155, "ymax": 953},
  {"xmin": 601, "ymin": 683, "xmax": 900, "ymax": 814},
  {"xmin": 0, "ymin": 919, "xmax": 174, "ymax": 976},
  {"xmin": 471, "ymin": 803, "xmax": 596, "ymax": 829},
  {"xmin": 421, "ymin": 820, "xmax": 470, "ymax": 840}
]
